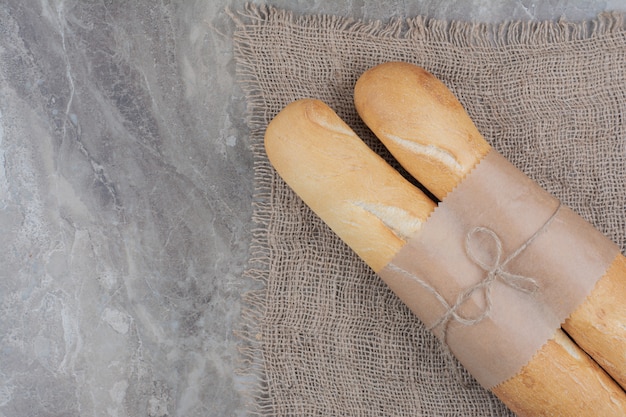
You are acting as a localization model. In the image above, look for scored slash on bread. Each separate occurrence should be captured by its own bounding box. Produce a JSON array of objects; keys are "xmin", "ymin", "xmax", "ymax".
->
[
  {"xmin": 350, "ymin": 200, "xmax": 424, "ymax": 241},
  {"xmin": 382, "ymin": 133, "xmax": 464, "ymax": 173}
]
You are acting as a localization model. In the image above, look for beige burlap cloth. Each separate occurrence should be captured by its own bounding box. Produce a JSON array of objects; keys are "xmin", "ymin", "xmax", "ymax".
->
[{"xmin": 233, "ymin": 4, "xmax": 626, "ymax": 416}]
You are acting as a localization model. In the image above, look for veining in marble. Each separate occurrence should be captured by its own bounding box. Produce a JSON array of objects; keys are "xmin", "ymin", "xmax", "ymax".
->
[{"xmin": 0, "ymin": 1, "xmax": 624, "ymax": 416}]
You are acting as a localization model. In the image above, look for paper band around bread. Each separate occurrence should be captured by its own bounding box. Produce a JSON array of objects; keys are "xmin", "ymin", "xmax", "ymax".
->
[{"xmin": 379, "ymin": 148, "xmax": 619, "ymax": 389}]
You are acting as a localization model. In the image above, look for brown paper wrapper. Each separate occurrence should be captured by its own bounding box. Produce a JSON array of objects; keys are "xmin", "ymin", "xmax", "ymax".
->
[{"xmin": 379, "ymin": 149, "xmax": 619, "ymax": 389}]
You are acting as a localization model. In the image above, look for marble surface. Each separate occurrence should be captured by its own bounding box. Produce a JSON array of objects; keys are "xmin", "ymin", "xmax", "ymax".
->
[{"xmin": 0, "ymin": 1, "xmax": 624, "ymax": 416}]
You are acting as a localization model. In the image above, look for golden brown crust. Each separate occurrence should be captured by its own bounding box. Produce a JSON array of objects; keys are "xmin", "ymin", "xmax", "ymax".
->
[
  {"xmin": 354, "ymin": 61, "xmax": 491, "ymax": 200},
  {"xmin": 564, "ymin": 253, "xmax": 626, "ymax": 389},
  {"xmin": 492, "ymin": 330, "xmax": 626, "ymax": 417},
  {"xmin": 264, "ymin": 98, "xmax": 436, "ymax": 272}
]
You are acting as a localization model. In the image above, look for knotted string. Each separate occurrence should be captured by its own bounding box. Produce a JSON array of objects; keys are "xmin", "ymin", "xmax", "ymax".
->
[
  {"xmin": 387, "ymin": 202, "xmax": 562, "ymax": 386},
  {"xmin": 387, "ymin": 202, "xmax": 562, "ymax": 345}
]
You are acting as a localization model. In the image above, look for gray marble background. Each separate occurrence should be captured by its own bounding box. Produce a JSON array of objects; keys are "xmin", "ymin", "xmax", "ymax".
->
[{"xmin": 0, "ymin": 1, "xmax": 624, "ymax": 416}]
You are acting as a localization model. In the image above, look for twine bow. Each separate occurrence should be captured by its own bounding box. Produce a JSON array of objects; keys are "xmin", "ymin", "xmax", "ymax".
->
[{"xmin": 388, "ymin": 203, "xmax": 562, "ymax": 342}]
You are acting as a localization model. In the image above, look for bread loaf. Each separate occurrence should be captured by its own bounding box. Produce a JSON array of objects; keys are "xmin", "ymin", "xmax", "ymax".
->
[
  {"xmin": 355, "ymin": 60, "xmax": 626, "ymax": 390},
  {"xmin": 565, "ymin": 254, "xmax": 626, "ymax": 389},
  {"xmin": 265, "ymin": 98, "xmax": 435, "ymax": 272},
  {"xmin": 265, "ymin": 97, "xmax": 626, "ymax": 416},
  {"xmin": 494, "ymin": 330, "xmax": 626, "ymax": 417}
]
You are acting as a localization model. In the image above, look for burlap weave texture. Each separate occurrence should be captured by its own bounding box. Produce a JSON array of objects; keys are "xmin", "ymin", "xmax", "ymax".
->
[{"xmin": 234, "ymin": 4, "xmax": 626, "ymax": 416}]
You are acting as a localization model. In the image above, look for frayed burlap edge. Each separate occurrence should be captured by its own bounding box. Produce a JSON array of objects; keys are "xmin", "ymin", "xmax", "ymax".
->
[{"xmin": 231, "ymin": 3, "xmax": 626, "ymax": 415}]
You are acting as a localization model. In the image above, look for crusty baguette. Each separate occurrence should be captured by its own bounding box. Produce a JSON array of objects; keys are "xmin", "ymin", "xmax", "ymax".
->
[
  {"xmin": 265, "ymin": 98, "xmax": 435, "ymax": 272},
  {"xmin": 565, "ymin": 254, "xmax": 626, "ymax": 389},
  {"xmin": 265, "ymin": 98, "xmax": 626, "ymax": 416},
  {"xmin": 354, "ymin": 62, "xmax": 490, "ymax": 200},
  {"xmin": 495, "ymin": 330, "xmax": 626, "ymax": 417},
  {"xmin": 354, "ymin": 61, "xmax": 626, "ymax": 389}
]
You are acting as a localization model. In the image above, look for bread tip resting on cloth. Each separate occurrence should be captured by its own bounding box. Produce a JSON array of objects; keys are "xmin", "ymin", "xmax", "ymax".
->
[{"xmin": 264, "ymin": 97, "xmax": 435, "ymax": 273}]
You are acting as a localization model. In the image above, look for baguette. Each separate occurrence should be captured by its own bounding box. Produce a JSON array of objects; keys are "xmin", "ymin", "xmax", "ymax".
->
[
  {"xmin": 265, "ymin": 98, "xmax": 435, "ymax": 272},
  {"xmin": 355, "ymin": 61, "xmax": 626, "ymax": 390},
  {"xmin": 265, "ymin": 98, "xmax": 626, "ymax": 416}
]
